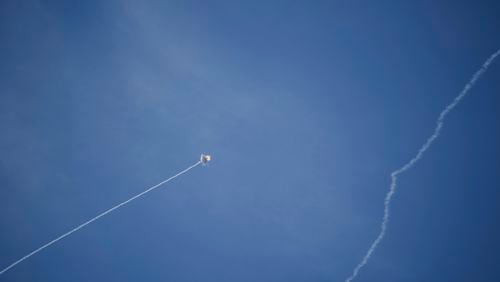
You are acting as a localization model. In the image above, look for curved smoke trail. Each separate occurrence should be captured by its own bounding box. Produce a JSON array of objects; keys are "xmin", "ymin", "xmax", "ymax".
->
[
  {"xmin": 0, "ymin": 160, "xmax": 202, "ymax": 276},
  {"xmin": 345, "ymin": 48, "xmax": 500, "ymax": 282}
]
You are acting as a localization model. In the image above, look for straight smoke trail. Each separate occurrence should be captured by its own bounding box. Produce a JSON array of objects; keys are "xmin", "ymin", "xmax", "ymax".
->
[
  {"xmin": 345, "ymin": 48, "xmax": 500, "ymax": 282},
  {"xmin": 0, "ymin": 160, "xmax": 202, "ymax": 276}
]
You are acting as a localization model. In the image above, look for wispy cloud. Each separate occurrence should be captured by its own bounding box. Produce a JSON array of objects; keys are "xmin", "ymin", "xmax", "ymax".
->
[{"xmin": 345, "ymin": 48, "xmax": 500, "ymax": 282}]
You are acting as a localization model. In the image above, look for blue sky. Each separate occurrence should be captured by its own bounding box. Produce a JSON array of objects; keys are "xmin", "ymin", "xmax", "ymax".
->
[{"xmin": 1, "ymin": 1, "xmax": 499, "ymax": 281}]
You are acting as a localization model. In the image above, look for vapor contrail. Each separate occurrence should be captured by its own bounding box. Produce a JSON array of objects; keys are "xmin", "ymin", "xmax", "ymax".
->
[
  {"xmin": 0, "ymin": 160, "xmax": 202, "ymax": 276},
  {"xmin": 345, "ymin": 48, "xmax": 500, "ymax": 282}
]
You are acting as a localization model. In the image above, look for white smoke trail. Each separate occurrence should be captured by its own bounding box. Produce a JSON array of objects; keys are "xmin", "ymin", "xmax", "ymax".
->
[
  {"xmin": 0, "ymin": 160, "xmax": 202, "ymax": 276},
  {"xmin": 345, "ymin": 48, "xmax": 500, "ymax": 282}
]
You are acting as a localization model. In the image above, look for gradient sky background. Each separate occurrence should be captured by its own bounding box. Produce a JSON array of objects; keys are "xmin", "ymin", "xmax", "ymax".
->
[{"xmin": 1, "ymin": 1, "xmax": 499, "ymax": 281}]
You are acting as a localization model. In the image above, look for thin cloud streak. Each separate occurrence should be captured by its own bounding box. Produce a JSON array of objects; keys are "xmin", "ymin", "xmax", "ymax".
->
[
  {"xmin": 345, "ymin": 48, "xmax": 500, "ymax": 282},
  {"xmin": 0, "ymin": 160, "xmax": 202, "ymax": 276}
]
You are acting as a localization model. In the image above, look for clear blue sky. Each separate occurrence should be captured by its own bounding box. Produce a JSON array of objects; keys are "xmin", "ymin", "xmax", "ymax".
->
[{"xmin": 1, "ymin": 1, "xmax": 499, "ymax": 281}]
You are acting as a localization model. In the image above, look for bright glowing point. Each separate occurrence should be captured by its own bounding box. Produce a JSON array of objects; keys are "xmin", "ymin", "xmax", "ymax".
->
[{"xmin": 200, "ymin": 154, "xmax": 212, "ymax": 165}]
